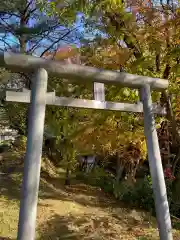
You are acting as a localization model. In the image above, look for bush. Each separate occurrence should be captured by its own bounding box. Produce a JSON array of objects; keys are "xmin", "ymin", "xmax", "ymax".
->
[
  {"xmin": 13, "ymin": 135, "xmax": 27, "ymax": 152},
  {"xmin": 167, "ymin": 179, "xmax": 180, "ymax": 218},
  {"xmin": 0, "ymin": 142, "xmax": 10, "ymax": 153},
  {"xmin": 113, "ymin": 176, "xmax": 154, "ymax": 212},
  {"xmin": 76, "ymin": 168, "xmax": 179, "ymax": 217},
  {"xmin": 113, "ymin": 176, "xmax": 180, "ymax": 217},
  {"xmin": 76, "ymin": 169, "xmax": 155, "ymax": 211},
  {"xmin": 76, "ymin": 167, "xmax": 114, "ymax": 193}
]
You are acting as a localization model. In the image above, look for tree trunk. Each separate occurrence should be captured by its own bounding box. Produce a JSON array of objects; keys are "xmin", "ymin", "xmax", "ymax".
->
[
  {"xmin": 65, "ymin": 159, "xmax": 71, "ymax": 185},
  {"xmin": 116, "ymin": 155, "xmax": 124, "ymax": 182},
  {"xmin": 116, "ymin": 165, "xmax": 124, "ymax": 182}
]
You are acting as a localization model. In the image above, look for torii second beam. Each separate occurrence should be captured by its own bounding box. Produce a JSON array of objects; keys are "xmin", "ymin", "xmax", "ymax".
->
[{"xmin": 6, "ymin": 90, "xmax": 166, "ymax": 115}]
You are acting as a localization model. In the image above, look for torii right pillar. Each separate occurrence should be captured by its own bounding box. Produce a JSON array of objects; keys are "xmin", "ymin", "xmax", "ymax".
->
[{"xmin": 140, "ymin": 84, "xmax": 173, "ymax": 240}]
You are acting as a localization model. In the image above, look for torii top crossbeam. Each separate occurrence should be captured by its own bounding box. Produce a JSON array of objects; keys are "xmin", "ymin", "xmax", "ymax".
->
[{"xmin": 0, "ymin": 52, "xmax": 168, "ymax": 90}]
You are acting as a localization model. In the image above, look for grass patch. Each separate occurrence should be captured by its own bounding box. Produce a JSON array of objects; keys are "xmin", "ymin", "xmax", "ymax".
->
[{"xmin": 0, "ymin": 196, "xmax": 19, "ymax": 239}]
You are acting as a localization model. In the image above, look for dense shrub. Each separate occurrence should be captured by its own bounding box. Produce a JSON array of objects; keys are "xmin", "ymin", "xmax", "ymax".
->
[
  {"xmin": 0, "ymin": 141, "xmax": 10, "ymax": 153},
  {"xmin": 13, "ymin": 135, "xmax": 27, "ymax": 152},
  {"xmin": 76, "ymin": 169, "xmax": 155, "ymax": 211},
  {"xmin": 76, "ymin": 168, "xmax": 180, "ymax": 218},
  {"xmin": 113, "ymin": 176, "xmax": 154, "ymax": 212},
  {"xmin": 76, "ymin": 167, "xmax": 114, "ymax": 193},
  {"xmin": 167, "ymin": 179, "xmax": 180, "ymax": 219}
]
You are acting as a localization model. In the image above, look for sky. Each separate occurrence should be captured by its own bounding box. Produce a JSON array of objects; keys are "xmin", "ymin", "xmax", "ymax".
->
[
  {"xmin": 0, "ymin": 0, "xmax": 107, "ymax": 55},
  {"xmin": 0, "ymin": 11, "xmax": 84, "ymax": 56},
  {"xmin": 1, "ymin": 0, "xmax": 177, "ymax": 55}
]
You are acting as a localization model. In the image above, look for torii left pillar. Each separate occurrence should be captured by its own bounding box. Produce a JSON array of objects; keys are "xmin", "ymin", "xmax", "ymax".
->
[{"xmin": 17, "ymin": 68, "xmax": 48, "ymax": 240}]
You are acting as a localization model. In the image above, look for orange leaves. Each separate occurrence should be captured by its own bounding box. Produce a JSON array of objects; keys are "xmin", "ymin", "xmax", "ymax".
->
[
  {"xmin": 43, "ymin": 45, "xmax": 79, "ymax": 61},
  {"xmin": 73, "ymin": 110, "xmax": 146, "ymax": 161},
  {"xmin": 83, "ymin": 43, "xmax": 132, "ymax": 70},
  {"xmin": 55, "ymin": 46, "xmax": 79, "ymax": 60},
  {"xmin": 174, "ymin": 96, "xmax": 180, "ymax": 120}
]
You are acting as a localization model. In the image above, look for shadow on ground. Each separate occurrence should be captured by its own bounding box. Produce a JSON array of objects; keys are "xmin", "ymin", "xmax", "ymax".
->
[
  {"xmin": 38, "ymin": 213, "xmax": 120, "ymax": 240},
  {"xmin": 37, "ymin": 212, "xmax": 155, "ymax": 240},
  {"xmin": 0, "ymin": 170, "xmax": 116, "ymax": 214},
  {"xmin": 0, "ymin": 173, "xmax": 21, "ymax": 200},
  {"xmin": 39, "ymin": 173, "xmax": 120, "ymax": 209},
  {"xmin": 0, "ymin": 170, "xmax": 152, "ymax": 218},
  {"xmin": 38, "ymin": 214, "xmax": 79, "ymax": 240},
  {"xmin": 0, "ymin": 238, "xmax": 13, "ymax": 240},
  {"xmin": 0, "ymin": 157, "xmax": 124, "ymax": 210}
]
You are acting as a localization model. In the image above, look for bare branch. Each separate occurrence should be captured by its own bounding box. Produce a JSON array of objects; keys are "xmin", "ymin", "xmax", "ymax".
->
[
  {"xmin": 19, "ymin": 0, "xmax": 33, "ymax": 15},
  {"xmin": 0, "ymin": 16, "xmax": 15, "ymax": 35},
  {"xmin": 0, "ymin": 11, "xmax": 20, "ymax": 18},
  {"xmin": 25, "ymin": 8, "xmax": 37, "ymax": 22},
  {"xmin": 0, "ymin": 38, "xmax": 13, "ymax": 50},
  {"xmin": 40, "ymin": 26, "xmax": 80, "ymax": 57}
]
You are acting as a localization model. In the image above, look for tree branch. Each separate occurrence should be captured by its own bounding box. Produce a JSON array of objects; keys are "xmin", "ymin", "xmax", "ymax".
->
[{"xmin": 40, "ymin": 26, "xmax": 80, "ymax": 57}]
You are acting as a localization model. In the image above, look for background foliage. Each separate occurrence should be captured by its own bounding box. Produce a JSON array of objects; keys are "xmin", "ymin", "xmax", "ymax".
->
[{"xmin": 0, "ymin": 0, "xmax": 180, "ymax": 218}]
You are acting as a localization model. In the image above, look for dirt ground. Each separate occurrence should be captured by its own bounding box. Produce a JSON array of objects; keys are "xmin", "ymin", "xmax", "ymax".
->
[{"xmin": 0, "ymin": 167, "xmax": 180, "ymax": 239}]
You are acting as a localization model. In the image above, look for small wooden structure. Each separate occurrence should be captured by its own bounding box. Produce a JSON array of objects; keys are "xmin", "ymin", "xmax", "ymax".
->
[{"xmin": 78, "ymin": 154, "xmax": 96, "ymax": 173}]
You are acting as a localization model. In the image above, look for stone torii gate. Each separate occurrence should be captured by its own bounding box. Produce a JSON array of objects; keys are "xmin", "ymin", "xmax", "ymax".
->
[{"xmin": 0, "ymin": 52, "xmax": 172, "ymax": 240}]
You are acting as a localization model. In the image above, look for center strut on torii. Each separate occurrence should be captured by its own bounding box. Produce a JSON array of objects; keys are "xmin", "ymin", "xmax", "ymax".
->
[{"xmin": 0, "ymin": 51, "xmax": 173, "ymax": 240}]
